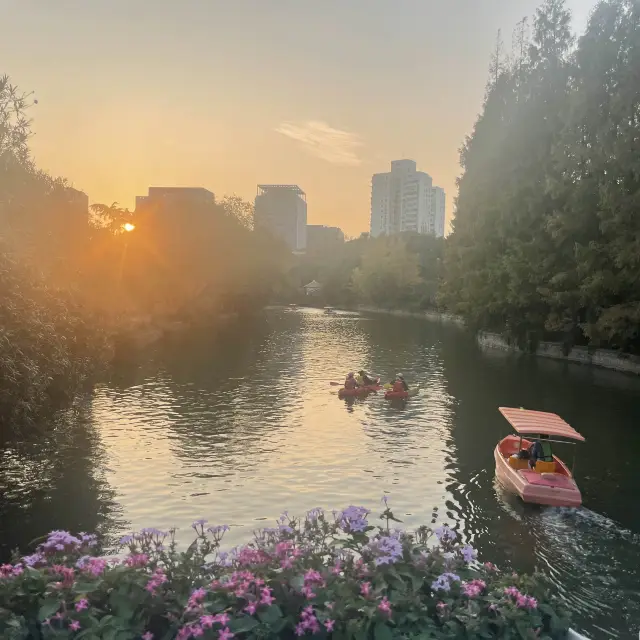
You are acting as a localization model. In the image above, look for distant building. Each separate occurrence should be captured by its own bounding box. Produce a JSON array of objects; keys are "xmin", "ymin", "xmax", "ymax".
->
[
  {"xmin": 307, "ymin": 224, "xmax": 344, "ymax": 255},
  {"xmin": 303, "ymin": 280, "xmax": 322, "ymax": 296},
  {"xmin": 370, "ymin": 160, "xmax": 445, "ymax": 238},
  {"xmin": 254, "ymin": 185, "xmax": 307, "ymax": 252},
  {"xmin": 135, "ymin": 186, "xmax": 215, "ymax": 211},
  {"xmin": 431, "ymin": 186, "xmax": 446, "ymax": 237}
]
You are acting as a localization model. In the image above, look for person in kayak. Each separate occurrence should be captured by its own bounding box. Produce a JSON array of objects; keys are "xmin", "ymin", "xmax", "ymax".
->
[
  {"xmin": 354, "ymin": 371, "xmax": 364, "ymax": 387},
  {"xmin": 391, "ymin": 373, "xmax": 409, "ymax": 393},
  {"xmin": 344, "ymin": 372, "xmax": 358, "ymax": 390},
  {"xmin": 359, "ymin": 370, "xmax": 377, "ymax": 386}
]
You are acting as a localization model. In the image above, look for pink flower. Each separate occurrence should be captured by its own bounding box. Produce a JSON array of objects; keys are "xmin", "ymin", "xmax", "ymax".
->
[
  {"xmin": 192, "ymin": 626, "xmax": 204, "ymax": 638},
  {"xmin": 324, "ymin": 619, "xmax": 335, "ymax": 631},
  {"xmin": 125, "ymin": 553, "xmax": 149, "ymax": 568},
  {"xmin": 378, "ymin": 597, "xmax": 392, "ymax": 617},
  {"xmin": 142, "ymin": 633, "xmax": 154, "ymax": 640},
  {"xmin": 484, "ymin": 561, "xmax": 497, "ymax": 572},
  {"xmin": 331, "ymin": 561, "xmax": 341, "ymax": 575},
  {"xmin": 75, "ymin": 599, "xmax": 89, "ymax": 612},
  {"xmin": 213, "ymin": 614, "xmax": 230, "ymax": 626},
  {"xmin": 69, "ymin": 620, "xmax": 81, "ymax": 632},
  {"xmin": 244, "ymin": 602, "xmax": 258, "ymax": 615},
  {"xmin": 200, "ymin": 615, "xmax": 216, "ymax": 629},
  {"xmin": 488, "ymin": 603, "xmax": 498, "ymax": 613},
  {"xmin": 260, "ymin": 587, "xmax": 275, "ymax": 605},
  {"xmin": 295, "ymin": 623, "xmax": 305, "ymax": 636},
  {"xmin": 504, "ymin": 586, "xmax": 521, "ymax": 598},
  {"xmin": 462, "ymin": 579, "xmax": 486, "ymax": 598},
  {"xmin": 360, "ymin": 581, "xmax": 371, "ymax": 598},
  {"xmin": 218, "ymin": 628, "xmax": 234, "ymax": 640},
  {"xmin": 436, "ymin": 601, "xmax": 447, "ymax": 614}
]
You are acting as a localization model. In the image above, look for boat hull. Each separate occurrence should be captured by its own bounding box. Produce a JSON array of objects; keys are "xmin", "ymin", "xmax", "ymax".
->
[{"xmin": 494, "ymin": 439, "xmax": 582, "ymax": 507}]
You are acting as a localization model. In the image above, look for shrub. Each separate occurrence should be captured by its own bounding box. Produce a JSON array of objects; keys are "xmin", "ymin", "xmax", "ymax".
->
[
  {"xmin": 0, "ymin": 502, "xmax": 570, "ymax": 639},
  {"xmin": 0, "ymin": 248, "xmax": 111, "ymax": 434}
]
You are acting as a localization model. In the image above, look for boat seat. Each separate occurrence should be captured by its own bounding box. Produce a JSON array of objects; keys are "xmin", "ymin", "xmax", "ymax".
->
[
  {"xmin": 534, "ymin": 460, "xmax": 556, "ymax": 474},
  {"xmin": 508, "ymin": 456, "xmax": 529, "ymax": 470}
]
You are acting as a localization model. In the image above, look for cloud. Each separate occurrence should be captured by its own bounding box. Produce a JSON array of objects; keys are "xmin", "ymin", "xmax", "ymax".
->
[{"xmin": 275, "ymin": 120, "xmax": 363, "ymax": 166}]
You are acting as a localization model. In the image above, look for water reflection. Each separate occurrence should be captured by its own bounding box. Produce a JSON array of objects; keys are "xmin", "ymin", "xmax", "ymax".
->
[{"xmin": 0, "ymin": 309, "xmax": 639, "ymax": 637}]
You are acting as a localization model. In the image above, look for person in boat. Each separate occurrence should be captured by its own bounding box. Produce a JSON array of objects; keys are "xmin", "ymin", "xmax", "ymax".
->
[
  {"xmin": 515, "ymin": 437, "xmax": 547, "ymax": 469},
  {"xmin": 359, "ymin": 370, "xmax": 377, "ymax": 386},
  {"xmin": 344, "ymin": 372, "xmax": 358, "ymax": 390},
  {"xmin": 390, "ymin": 373, "xmax": 409, "ymax": 393},
  {"xmin": 354, "ymin": 371, "xmax": 364, "ymax": 387}
]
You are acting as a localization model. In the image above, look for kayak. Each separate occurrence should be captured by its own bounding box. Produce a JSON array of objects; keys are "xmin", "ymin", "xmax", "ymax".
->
[
  {"xmin": 384, "ymin": 387, "xmax": 419, "ymax": 400},
  {"xmin": 338, "ymin": 379, "xmax": 382, "ymax": 398}
]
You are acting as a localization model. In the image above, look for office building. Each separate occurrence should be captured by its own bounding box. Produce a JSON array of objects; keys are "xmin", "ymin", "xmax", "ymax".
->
[
  {"xmin": 254, "ymin": 185, "xmax": 307, "ymax": 252},
  {"xmin": 370, "ymin": 160, "xmax": 445, "ymax": 238},
  {"xmin": 307, "ymin": 224, "xmax": 344, "ymax": 255},
  {"xmin": 135, "ymin": 187, "xmax": 215, "ymax": 211}
]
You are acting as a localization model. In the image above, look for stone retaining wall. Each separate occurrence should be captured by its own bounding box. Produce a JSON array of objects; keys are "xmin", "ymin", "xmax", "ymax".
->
[{"xmin": 477, "ymin": 331, "xmax": 640, "ymax": 375}]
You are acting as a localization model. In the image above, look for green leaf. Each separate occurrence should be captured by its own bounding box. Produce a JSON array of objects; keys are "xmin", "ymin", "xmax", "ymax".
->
[
  {"xmin": 37, "ymin": 598, "xmax": 60, "ymax": 621},
  {"xmin": 374, "ymin": 621, "xmax": 393, "ymax": 640},
  {"xmin": 229, "ymin": 616, "xmax": 260, "ymax": 633},
  {"xmin": 258, "ymin": 604, "xmax": 283, "ymax": 625},
  {"xmin": 74, "ymin": 581, "xmax": 99, "ymax": 594}
]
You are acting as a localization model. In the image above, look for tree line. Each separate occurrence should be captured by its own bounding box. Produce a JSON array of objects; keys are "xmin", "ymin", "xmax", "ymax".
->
[
  {"xmin": 441, "ymin": 0, "xmax": 640, "ymax": 354},
  {"xmin": 297, "ymin": 0, "xmax": 640, "ymax": 356}
]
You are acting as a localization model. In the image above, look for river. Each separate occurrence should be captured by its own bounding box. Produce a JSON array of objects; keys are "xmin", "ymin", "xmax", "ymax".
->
[{"xmin": 1, "ymin": 307, "xmax": 639, "ymax": 637}]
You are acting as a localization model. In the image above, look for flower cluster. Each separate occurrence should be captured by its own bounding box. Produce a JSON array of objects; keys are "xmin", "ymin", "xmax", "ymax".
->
[{"xmin": 0, "ymin": 501, "xmax": 569, "ymax": 640}]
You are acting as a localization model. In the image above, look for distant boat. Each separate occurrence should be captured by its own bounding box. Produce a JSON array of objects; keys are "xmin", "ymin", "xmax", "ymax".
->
[
  {"xmin": 288, "ymin": 303, "xmax": 298, "ymax": 308},
  {"xmin": 324, "ymin": 306, "xmax": 336, "ymax": 315}
]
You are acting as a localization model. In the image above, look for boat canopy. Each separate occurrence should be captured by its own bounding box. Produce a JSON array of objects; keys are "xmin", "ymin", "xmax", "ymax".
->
[{"xmin": 499, "ymin": 407, "xmax": 585, "ymax": 442}]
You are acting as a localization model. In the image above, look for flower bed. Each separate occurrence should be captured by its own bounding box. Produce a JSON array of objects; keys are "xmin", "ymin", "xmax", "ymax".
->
[{"xmin": 0, "ymin": 502, "xmax": 570, "ymax": 639}]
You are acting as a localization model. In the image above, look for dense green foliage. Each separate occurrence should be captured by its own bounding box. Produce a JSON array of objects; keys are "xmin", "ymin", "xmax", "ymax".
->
[
  {"xmin": 289, "ymin": 233, "xmax": 444, "ymax": 311},
  {"xmin": 440, "ymin": 0, "xmax": 640, "ymax": 353},
  {"xmin": 0, "ymin": 503, "xmax": 570, "ymax": 639}
]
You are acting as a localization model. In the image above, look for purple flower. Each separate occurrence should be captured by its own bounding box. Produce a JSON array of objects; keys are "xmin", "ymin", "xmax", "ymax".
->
[
  {"xmin": 324, "ymin": 619, "xmax": 335, "ymax": 631},
  {"xmin": 22, "ymin": 553, "xmax": 44, "ymax": 567},
  {"xmin": 338, "ymin": 506, "xmax": 370, "ymax": 533},
  {"xmin": 461, "ymin": 545, "xmax": 477, "ymax": 563},
  {"xmin": 434, "ymin": 525, "xmax": 457, "ymax": 543},
  {"xmin": 218, "ymin": 628, "xmax": 234, "ymax": 640},
  {"xmin": 69, "ymin": 620, "xmax": 81, "ymax": 632},
  {"xmin": 192, "ymin": 519, "xmax": 207, "ymax": 529},
  {"xmin": 431, "ymin": 572, "xmax": 460, "ymax": 592},
  {"xmin": 119, "ymin": 535, "xmax": 134, "ymax": 545}
]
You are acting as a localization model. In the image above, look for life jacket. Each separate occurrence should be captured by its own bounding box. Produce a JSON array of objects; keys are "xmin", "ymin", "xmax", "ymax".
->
[
  {"xmin": 344, "ymin": 378, "xmax": 357, "ymax": 390},
  {"xmin": 392, "ymin": 380, "xmax": 405, "ymax": 393},
  {"xmin": 354, "ymin": 374, "xmax": 364, "ymax": 386}
]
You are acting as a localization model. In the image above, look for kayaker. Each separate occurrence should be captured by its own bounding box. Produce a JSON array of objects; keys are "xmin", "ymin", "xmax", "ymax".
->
[
  {"xmin": 344, "ymin": 372, "xmax": 357, "ymax": 390},
  {"xmin": 391, "ymin": 374, "xmax": 408, "ymax": 394},
  {"xmin": 354, "ymin": 371, "xmax": 364, "ymax": 387},
  {"xmin": 359, "ymin": 370, "xmax": 377, "ymax": 386}
]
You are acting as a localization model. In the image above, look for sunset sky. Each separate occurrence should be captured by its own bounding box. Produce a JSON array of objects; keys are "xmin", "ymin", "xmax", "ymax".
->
[{"xmin": 2, "ymin": 0, "xmax": 592, "ymax": 237}]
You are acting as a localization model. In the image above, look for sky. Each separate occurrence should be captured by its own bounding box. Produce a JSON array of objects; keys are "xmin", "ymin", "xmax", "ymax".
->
[{"xmin": 2, "ymin": 0, "xmax": 593, "ymax": 237}]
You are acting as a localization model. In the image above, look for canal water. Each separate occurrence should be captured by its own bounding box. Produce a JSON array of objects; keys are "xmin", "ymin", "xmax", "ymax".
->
[{"xmin": 2, "ymin": 308, "xmax": 640, "ymax": 637}]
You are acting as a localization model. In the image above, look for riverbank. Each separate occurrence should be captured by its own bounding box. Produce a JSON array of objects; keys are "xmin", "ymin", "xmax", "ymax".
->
[
  {"xmin": 356, "ymin": 306, "xmax": 466, "ymax": 327},
  {"xmin": 477, "ymin": 331, "xmax": 640, "ymax": 376}
]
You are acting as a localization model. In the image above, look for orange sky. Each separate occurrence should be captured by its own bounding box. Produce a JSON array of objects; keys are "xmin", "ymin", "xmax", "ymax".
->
[{"xmin": 2, "ymin": 0, "xmax": 591, "ymax": 237}]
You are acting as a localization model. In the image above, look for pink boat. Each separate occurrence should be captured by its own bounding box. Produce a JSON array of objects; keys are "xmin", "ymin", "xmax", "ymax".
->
[{"xmin": 494, "ymin": 407, "xmax": 585, "ymax": 507}]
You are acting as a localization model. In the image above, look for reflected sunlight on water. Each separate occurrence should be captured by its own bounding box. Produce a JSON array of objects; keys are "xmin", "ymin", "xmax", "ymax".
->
[{"xmin": 2, "ymin": 308, "xmax": 640, "ymax": 637}]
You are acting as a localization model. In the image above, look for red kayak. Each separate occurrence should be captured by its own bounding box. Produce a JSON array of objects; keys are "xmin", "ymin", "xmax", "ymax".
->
[
  {"xmin": 384, "ymin": 390, "xmax": 408, "ymax": 400},
  {"xmin": 338, "ymin": 379, "xmax": 381, "ymax": 398}
]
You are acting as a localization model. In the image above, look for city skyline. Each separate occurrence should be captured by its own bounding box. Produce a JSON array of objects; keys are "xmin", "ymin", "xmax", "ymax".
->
[{"xmin": 1, "ymin": 0, "xmax": 592, "ymax": 237}]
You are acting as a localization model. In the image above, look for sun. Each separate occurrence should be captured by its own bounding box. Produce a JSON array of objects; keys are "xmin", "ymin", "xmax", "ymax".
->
[{"xmin": 123, "ymin": 223, "xmax": 135, "ymax": 232}]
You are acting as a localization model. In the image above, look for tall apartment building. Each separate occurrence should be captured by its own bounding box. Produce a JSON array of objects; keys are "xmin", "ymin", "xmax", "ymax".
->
[
  {"xmin": 370, "ymin": 160, "xmax": 445, "ymax": 238},
  {"xmin": 254, "ymin": 185, "xmax": 307, "ymax": 252}
]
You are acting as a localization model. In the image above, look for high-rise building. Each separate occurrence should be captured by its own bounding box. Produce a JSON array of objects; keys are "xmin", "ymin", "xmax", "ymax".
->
[
  {"xmin": 431, "ymin": 186, "xmax": 446, "ymax": 238},
  {"xmin": 370, "ymin": 160, "xmax": 445, "ymax": 237},
  {"xmin": 135, "ymin": 186, "xmax": 215, "ymax": 211},
  {"xmin": 254, "ymin": 185, "xmax": 307, "ymax": 252},
  {"xmin": 306, "ymin": 225, "xmax": 344, "ymax": 256}
]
